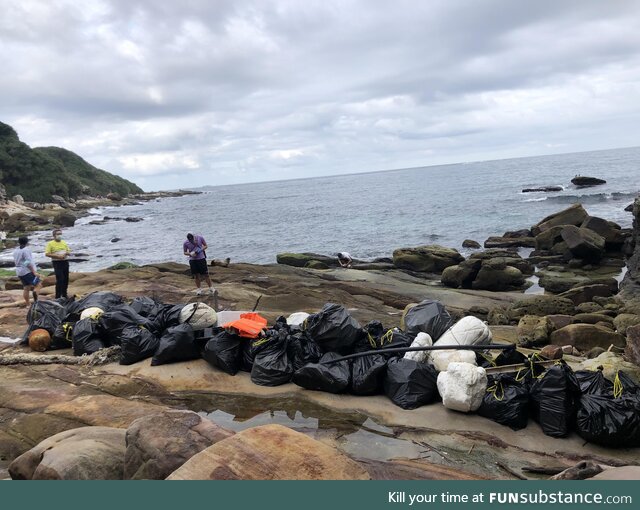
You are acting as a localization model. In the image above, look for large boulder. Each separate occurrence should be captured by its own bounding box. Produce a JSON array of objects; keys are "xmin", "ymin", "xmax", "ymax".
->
[
  {"xmin": 166, "ymin": 424, "xmax": 370, "ymax": 480},
  {"xmin": 483, "ymin": 236, "xmax": 535, "ymax": 249},
  {"xmin": 469, "ymin": 251, "xmax": 534, "ymax": 275},
  {"xmin": 571, "ymin": 176, "xmax": 606, "ymax": 187},
  {"xmin": 471, "ymin": 262, "xmax": 525, "ymax": 292},
  {"xmin": 9, "ymin": 427, "xmax": 126, "ymax": 480},
  {"xmin": 54, "ymin": 211, "xmax": 77, "ymax": 227},
  {"xmin": 579, "ymin": 352, "xmax": 640, "ymax": 384},
  {"xmin": 558, "ymin": 283, "xmax": 618, "ymax": 305},
  {"xmin": 626, "ymin": 324, "xmax": 640, "ymax": 366},
  {"xmin": 531, "ymin": 203, "xmax": 588, "ymax": 236},
  {"xmin": 462, "ymin": 239, "xmax": 481, "ymax": 249},
  {"xmin": 620, "ymin": 198, "xmax": 640, "ymax": 302},
  {"xmin": 560, "ymin": 226, "xmax": 605, "ymax": 262},
  {"xmin": 440, "ymin": 258, "xmax": 482, "ymax": 289},
  {"xmin": 124, "ymin": 410, "xmax": 234, "ymax": 480},
  {"xmin": 517, "ymin": 315, "xmax": 552, "ymax": 346},
  {"xmin": 534, "ymin": 226, "xmax": 565, "ymax": 251},
  {"xmin": 392, "ymin": 245, "xmax": 463, "ymax": 273},
  {"xmin": 12, "ymin": 194, "xmax": 25, "ymax": 205},
  {"xmin": 613, "ymin": 314, "xmax": 640, "ymax": 336},
  {"xmin": 509, "ymin": 295, "xmax": 575, "ymax": 319},
  {"xmin": 549, "ymin": 324, "xmax": 626, "ymax": 352},
  {"xmin": 581, "ymin": 216, "xmax": 627, "ymax": 250},
  {"xmin": 276, "ymin": 252, "xmax": 338, "ymax": 268}
]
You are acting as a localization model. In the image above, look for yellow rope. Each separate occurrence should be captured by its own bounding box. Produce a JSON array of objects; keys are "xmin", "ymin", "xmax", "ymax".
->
[
  {"xmin": 613, "ymin": 371, "xmax": 623, "ymax": 399},
  {"xmin": 486, "ymin": 382, "xmax": 504, "ymax": 401}
]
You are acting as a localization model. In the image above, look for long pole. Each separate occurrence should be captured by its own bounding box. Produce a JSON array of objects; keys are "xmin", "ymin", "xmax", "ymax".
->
[{"xmin": 322, "ymin": 343, "xmax": 515, "ymax": 364}]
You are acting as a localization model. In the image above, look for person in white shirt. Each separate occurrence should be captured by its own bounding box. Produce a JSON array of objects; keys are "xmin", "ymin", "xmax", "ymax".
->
[
  {"xmin": 337, "ymin": 251, "xmax": 353, "ymax": 268},
  {"xmin": 13, "ymin": 236, "xmax": 42, "ymax": 306}
]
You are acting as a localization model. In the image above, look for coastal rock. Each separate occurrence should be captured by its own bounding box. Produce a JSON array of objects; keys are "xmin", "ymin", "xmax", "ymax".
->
[
  {"xmin": 546, "ymin": 314, "xmax": 575, "ymax": 331},
  {"xmin": 392, "ymin": 245, "xmax": 464, "ymax": 273},
  {"xmin": 531, "ymin": 203, "xmax": 588, "ymax": 236},
  {"xmin": 540, "ymin": 344, "xmax": 563, "ymax": 360},
  {"xmin": 579, "ymin": 352, "xmax": 640, "ymax": 384},
  {"xmin": 613, "ymin": 314, "xmax": 640, "ymax": 335},
  {"xmin": 9, "ymin": 427, "xmax": 126, "ymax": 480},
  {"xmin": 522, "ymin": 186, "xmax": 563, "ymax": 193},
  {"xmin": 549, "ymin": 324, "xmax": 626, "ymax": 352},
  {"xmin": 276, "ymin": 252, "xmax": 338, "ymax": 268},
  {"xmin": 571, "ymin": 176, "xmax": 606, "ymax": 187},
  {"xmin": 305, "ymin": 260, "xmax": 330, "ymax": 269},
  {"xmin": 54, "ymin": 211, "xmax": 76, "ymax": 227},
  {"xmin": 534, "ymin": 226, "xmax": 564, "ymax": 251},
  {"xmin": 626, "ymin": 324, "xmax": 640, "ymax": 366},
  {"xmin": 558, "ymin": 283, "xmax": 618, "ymax": 305},
  {"xmin": 107, "ymin": 193, "xmax": 122, "ymax": 201},
  {"xmin": 620, "ymin": 198, "xmax": 640, "ymax": 303},
  {"xmin": 125, "ymin": 217, "xmax": 143, "ymax": 222},
  {"xmin": 166, "ymin": 424, "xmax": 369, "ymax": 480},
  {"xmin": 462, "ymin": 239, "xmax": 481, "ymax": 249},
  {"xmin": 471, "ymin": 263, "xmax": 525, "ymax": 292},
  {"xmin": 589, "ymin": 467, "xmax": 640, "ymax": 480},
  {"xmin": 509, "ymin": 295, "xmax": 575, "ymax": 319},
  {"xmin": 573, "ymin": 313, "xmax": 614, "ymax": 325},
  {"xmin": 483, "ymin": 236, "xmax": 536, "ymax": 249},
  {"xmin": 626, "ymin": 203, "xmax": 634, "ymax": 212},
  {"xmin": 503, "ymin": 229, "xmax": 533, "ymax": 238},
  {"xmin": 469, "ymin": 250, "xmax": 534, "ymax": 275},
  {"xmin": 0, "ymin": 183, "xmax": 7, "ymax": 204},
  {"xmin": 441, "ymin": 263, "xmax": 477, "ymax": 289},
  {"xmin": 124, "ymin": 410, "xmax": 234, "ymax": 480},
  {"xmin": 12, "ymin": 194, "xmax": 25, "ymax": 205},
  {"xmin": 111, "ymin": 237, "xmax": 121, "ymax": 243},
  {"xmin": 575, "ymin": 302, "xmax": 603, "ymax": 314},
  {"xmin": 581, "ymin": 216, "xmax": 627, "ymax": 250},
  {"xmin": 517, "ymin": 315, "xmax": 552, "ymax": 346},
  {"xmin": 552, "ymin": 461, "xmax": 604, "ymax": 480},
  {"xmin": 50, "ymin": 195, "xmax": 69, "ymax": 207},
  {"xmin": 560, "ymin": 226, "xmax": 605, "ymax": 262}
]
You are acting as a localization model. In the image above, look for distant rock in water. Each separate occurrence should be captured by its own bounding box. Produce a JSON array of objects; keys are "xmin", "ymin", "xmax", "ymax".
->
[
  {"xmin": 111, "ymin": 237, "xmax": 122, "ymax": 243},
  {"xmin": 571, "ymin": 176, "xmax": 606, "ymax": 187},
  {"xmin": 522, "ymin": 186, "xmax": 563, "ymax": 193},
  {"xmin": 462, "ymin": 239, "xmax": 481, "ymax": 249}
]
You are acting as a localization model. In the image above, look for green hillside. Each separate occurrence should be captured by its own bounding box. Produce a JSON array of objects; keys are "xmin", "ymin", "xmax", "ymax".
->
[{"xmin": 0, "ymin": 121, "xmax": 143, "ymax": 203}]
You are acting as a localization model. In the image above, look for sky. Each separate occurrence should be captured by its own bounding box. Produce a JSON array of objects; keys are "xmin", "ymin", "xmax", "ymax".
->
[{"xmin": 1, "ymin": 0, "xmax": 640, "ymax": 191}]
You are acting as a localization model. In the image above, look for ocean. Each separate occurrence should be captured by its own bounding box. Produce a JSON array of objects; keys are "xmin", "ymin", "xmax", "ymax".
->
[{"xmin": 3, "ymin": 146, "xmax": 640, "ymax": 272}]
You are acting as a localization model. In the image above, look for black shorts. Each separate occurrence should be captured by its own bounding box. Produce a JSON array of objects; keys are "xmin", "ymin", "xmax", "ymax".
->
[{"xmin": 189, "ymin": 258, "xmax": 209, "ymax": 275}]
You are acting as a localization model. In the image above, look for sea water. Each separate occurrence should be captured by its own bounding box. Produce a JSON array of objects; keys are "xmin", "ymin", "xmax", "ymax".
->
[{"xmin": 2, "ymin": 146, "xmax": 639, "ymax": 271}]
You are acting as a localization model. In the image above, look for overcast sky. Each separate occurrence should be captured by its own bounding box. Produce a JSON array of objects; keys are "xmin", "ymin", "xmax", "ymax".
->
[{"xmin": 2, "ymin": 0, "xmax": 640, "ymax": 191}]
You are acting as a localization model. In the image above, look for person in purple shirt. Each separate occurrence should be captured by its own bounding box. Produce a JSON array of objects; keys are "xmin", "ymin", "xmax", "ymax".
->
[{"xmin": 183, "ymin": 233, "xmax": 215, "ymax": 295}]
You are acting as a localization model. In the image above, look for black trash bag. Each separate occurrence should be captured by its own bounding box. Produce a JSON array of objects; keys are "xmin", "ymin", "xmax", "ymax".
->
[
  {"xmin": 356, "ymin": 320, "xmax": 385, "ymax": 351},
  {"xmin": 529, "ymin": 361, "xmax": 580, "ymax": 437},
  {"xmin": 50, "ymin": 322, "xmax": 74, "ymax": 350},
  {"xmin": 151, "ymin": 323, "xmax": 199, "ymax": 366},
  {"xmin": 383, "ymin": 358, "xmax": 439, "ymax": 410},
  {"xmin": 72, "ymin": 318, "xmax": 106, "ymax": 356},
  {"xmin": 287, "ymin": 331, "xmax": 323, "ymax": 372},
  {"xmin": 239, "ymin": 338, "xmax": 255, "ymax": 373},
  {"xmin": 351, "ymin": 353, "xmax": 387, "ymax": 395},
  {"xmin": 119, "ymin": 326, "xmax": 159, "ymax": 365},
  {"xmin": 251, "ymin": 331, "xmax": 293, "ymax": 386},
  {"xmin": 75, "ymin": 291, "xmax": 123, "ymax": 312},
  {"xmin": 130, "ymin": 296, "xmax": 163, "ymax": 318},
  {"xmin": 513, "ymin": 354, "xmax": 547, "ymax": 390},
  {"xmin": 303, "ymin": 303, "xmax": 362, "ymax": 354},
  {"xmin": 21, "ymin": 300, "xmax": 66, "ymax": 344},
  {"xmin": 203, "ymin": 329, "xmax": 243, "ymax": 376},
  {"xmin": 377, "ymin": 329, "xmax": 412, "ymax": 358},
  {"xmin": 576, "ymin": 393, "xmax": 640, "ymax": 448},
  {"xmin": 292, "ymin": 352, "xmax": 351, "ymax": 394},
  {"xmin": 98, "ymin": 305, "xmax": 157, "ymax": 343},
  {"xmin": 616, "ymin": 371, "xmax": 640, "ymax": 395},
  {"xmin": 475, "ymin": 351, "xmax": 496, "ymax": 368},
  {"xmin": 403, "ymin": 299, "xmax": 454, "ymax": 341},
  {"xmin": 477, "ymin": 375, "xmax": 530, "ymax": 430},
  {"xmin": 575, "ymin": 369, "xmax": 614, "ymax": 396},
  {"xmin": 495, "ymin": 348, "xmax": 527, "ymax": 367},
  {"xmin": 154, "ymin": 304, "xmax": 184, "ymax": 331}
]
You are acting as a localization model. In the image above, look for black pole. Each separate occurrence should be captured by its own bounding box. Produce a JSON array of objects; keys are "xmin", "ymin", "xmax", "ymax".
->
[{"xmin": 322, "ymin": 343, "xmax": 515, "ymax": 364}]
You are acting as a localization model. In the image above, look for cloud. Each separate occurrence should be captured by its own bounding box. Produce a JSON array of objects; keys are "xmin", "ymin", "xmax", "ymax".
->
[{"xmin": 1, "ymin": 0, "xmax": 640, "ymax": 190}]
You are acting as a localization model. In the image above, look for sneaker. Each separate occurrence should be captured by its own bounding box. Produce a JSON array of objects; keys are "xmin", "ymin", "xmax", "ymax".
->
[{"xmin": 195, "ymin": 288, "xmax": 203, "ymax": 296}]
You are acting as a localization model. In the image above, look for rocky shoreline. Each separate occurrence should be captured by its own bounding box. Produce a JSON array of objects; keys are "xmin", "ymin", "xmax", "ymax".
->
[
  {"xmin": 0, "ymin": 198, "xmax": 639, "ymax": 480},
  {"xmin": 0, "ymin": 186, "xmax": 201, "ymax": 251}
]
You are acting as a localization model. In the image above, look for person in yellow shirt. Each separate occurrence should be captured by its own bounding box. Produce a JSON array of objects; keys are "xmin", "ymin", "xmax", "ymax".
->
[{"xmin": 45, "ymin": 228, "xmax": 71, "ymax": 299}]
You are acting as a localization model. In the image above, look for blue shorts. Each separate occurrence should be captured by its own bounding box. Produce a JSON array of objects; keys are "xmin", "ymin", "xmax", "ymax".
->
[{"xmin": 19, "ymin": 273, "xmax": 41, "ymax": 287}]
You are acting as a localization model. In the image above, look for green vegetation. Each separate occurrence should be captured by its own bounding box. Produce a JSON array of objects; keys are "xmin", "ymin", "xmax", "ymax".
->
[{"xmin": 0, "ymin": 121, "xmax": 143, "ymax": 203}]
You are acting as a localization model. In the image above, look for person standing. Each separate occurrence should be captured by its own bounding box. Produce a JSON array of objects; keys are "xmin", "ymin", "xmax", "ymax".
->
[
  {"xmin": 183, "ymin": 232, "xmax": 215, "ymax": 295},
  {"xmin": 13, "ymin": 236, "xmax": 42, "ymax": 306},
  {"xmin": 45, "ymin": 228, "xmax": 71, "ymax": 298}
]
